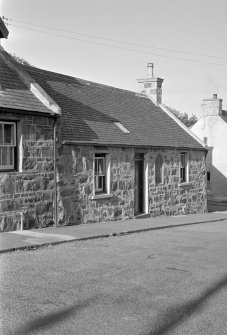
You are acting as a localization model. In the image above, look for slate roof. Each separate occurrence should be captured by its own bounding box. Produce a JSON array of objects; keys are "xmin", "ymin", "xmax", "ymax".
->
[
  {"xmin": 23, "ymin": 66, "xmax": 204, "ymax": 150},
  {"xmin": 220, "ymin": 110, "xmax": 227, "ymax": 124},
  {"xmin": 0, "ymin": 55, "xmax": 205, "ymax": 150},
  {"xmin": 0, "ymin": 56, "xmax": 52, "ymax": 114}
]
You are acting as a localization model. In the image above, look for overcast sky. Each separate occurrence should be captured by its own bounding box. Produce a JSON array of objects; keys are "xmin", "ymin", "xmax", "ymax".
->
[{"xmin": 1, "ymin": 0, "xmax": 227, "ymax": 117}]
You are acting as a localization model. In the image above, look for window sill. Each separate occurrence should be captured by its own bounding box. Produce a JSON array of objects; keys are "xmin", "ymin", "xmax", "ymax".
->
[
  {"xmin": 92, "ymin": 193, "xmax": 113, "ymax": 200},
  {"xmin": 0, "ymin": 169, "xmax": 17, "ymax": 173},
  {"xmin": 178, "ymin": 182, "xmax": 192, "ymax": 188}
]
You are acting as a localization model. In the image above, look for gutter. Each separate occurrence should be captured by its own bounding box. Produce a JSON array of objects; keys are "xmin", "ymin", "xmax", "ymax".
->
[{"xmin": 61, "ymin": 140, "xmax": 206, "ymax": 151}]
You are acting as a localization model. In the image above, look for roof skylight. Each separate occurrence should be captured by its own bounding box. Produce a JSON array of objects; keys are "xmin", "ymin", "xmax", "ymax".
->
[{"xmin": 114, "ymin": 122, "xmax": 130, "ymax": 134}]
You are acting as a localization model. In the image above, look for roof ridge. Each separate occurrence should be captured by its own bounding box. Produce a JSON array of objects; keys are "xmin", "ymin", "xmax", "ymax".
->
[{"xmin": 22, "ymin": 64, "xmax": 149, "ymax": 98}]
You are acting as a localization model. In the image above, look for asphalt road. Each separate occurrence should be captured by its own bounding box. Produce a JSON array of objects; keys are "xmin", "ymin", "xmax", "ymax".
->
[{"xmin": 0, "ymin": 221, "xmax": 227, "ymax": 335}]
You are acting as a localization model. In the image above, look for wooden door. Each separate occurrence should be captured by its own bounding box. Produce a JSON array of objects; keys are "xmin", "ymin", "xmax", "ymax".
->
[{"xmin": 134, "ymin": 153, "xmax": 144, "ymax": 215}]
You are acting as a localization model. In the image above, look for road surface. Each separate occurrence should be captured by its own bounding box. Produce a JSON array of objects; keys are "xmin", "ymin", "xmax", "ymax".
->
[{"xmin": 0, "ymin": 220, "xmax": 227, "ymax": 334}]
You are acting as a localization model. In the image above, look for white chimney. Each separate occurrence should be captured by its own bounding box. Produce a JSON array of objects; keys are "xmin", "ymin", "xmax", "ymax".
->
[
  {"xmin": 137, "ymin": 63, "xmax": 164, "ymax": 105},
  {"xmin": 202, "ymin": 94, "xmax": 223, "ymax": 116}
]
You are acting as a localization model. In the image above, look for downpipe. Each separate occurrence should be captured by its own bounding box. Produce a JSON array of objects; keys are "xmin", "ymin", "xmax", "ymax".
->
[{"xmin": 53, "ymin": 118, "xmax": 58, "ymax": 228}]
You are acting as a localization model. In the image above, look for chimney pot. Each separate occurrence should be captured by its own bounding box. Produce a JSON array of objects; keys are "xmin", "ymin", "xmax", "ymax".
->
[
  {"xmin": 137, "ymin": 64, "xmax": 164, "ymax": 105},
  {"xmin": 213, "ymin": 94, "xmax": 217, "ymax": 99},
  {"xmin": 147, "ymin": 63, "xmax": 154, "ymax": 78}
]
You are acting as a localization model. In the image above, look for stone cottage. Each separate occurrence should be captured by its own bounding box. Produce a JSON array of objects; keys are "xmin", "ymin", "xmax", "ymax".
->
[
  {"xmin": 191, "ymin": 94, "xmax": 227, "ymax": 211},
  {"xmin": 0, "ymin": 23, "xmax": 207, "ymax": 231}
]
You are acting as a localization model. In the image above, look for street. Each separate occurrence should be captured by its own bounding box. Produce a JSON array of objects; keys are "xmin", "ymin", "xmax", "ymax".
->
[{"xmin": 0, "ymin": 221, "xmax": 227, "ymax": 335}]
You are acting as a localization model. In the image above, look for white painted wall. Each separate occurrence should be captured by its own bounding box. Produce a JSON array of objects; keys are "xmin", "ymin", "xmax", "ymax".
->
[{"xmin": 191, "ymin": 115, "xmax": 227, "ymax": 201}]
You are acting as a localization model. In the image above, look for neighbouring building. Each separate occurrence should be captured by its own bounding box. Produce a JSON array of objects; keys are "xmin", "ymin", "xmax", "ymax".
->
[
  {"xmin": 191, "ymin": 94, "xmax": 227, "ymax": 211},
  {"xmin": 0, "ymin": 21, "xmax": 207, "ymax": 231}
]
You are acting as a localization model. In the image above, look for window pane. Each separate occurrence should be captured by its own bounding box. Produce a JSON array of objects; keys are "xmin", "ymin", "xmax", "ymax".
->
[
  {"xmin": 95, "ymin": 154, "xmax": 106, "ymax": 193},
  {"xmin": 180, "ymin": 154, "xmax": 185, "ymax": 168},
  {"xmin": 4, "ymin": 124, "xmax": 14, "ymax": 145},
  {"xmin": 99, "ymin": 159, "xmax": 104, "ymax": 175},
  {"xmin": 9, "ymin": 147, "xmax": 14, "ymax": 165},
  {"xmin": 2, "ymin": 147, "xmax": 9, "ymax": 165},
  {"xmin": 95, "ymin": 158, "xmax": 104, "ymax": 175},
  {"xmin": 95, "ymin": 159, "xmax": 98, "ymax": 174},
  {"xmin": 180, "ymin": 168, "xmax": 185, "ymax": 182},
  {"xmin": 0, "ymin": 124, "xmax": 3, "ymax": 145},
  {"xmin": 96, "ymin": 158, "xmax": 104, "ymax": 175},
  {"xmin": 98, "ymin": 176, "xmax": 103, "ymax": 189}
]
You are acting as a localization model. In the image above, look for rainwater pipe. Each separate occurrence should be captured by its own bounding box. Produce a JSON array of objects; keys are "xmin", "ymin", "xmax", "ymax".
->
[
  {"xmin": 20, "ymin": 211, "xmax": 24, "ymax": 230},
  {"xmin": 53, "ymin": 118, "xmax": 58, "ymax": 228}
]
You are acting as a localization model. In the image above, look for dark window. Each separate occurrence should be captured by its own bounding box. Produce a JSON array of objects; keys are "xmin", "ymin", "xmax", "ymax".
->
[
  {"xmin": 155, "ymin": 154, "xmax": 163, "ymax": 185},
  {"xmin": 180, "ymin": 153, "xmax": 189, "ymax": 183},
  {"xmin": 0, "ymin": 121, "xmax": 16, "ymax": 171},
  {"xmin": 207, "ymin": 171, "xmax": 211, "ymax": 190}
]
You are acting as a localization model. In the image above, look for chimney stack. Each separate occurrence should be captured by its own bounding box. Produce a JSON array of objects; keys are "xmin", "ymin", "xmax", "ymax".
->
[
  {"xmin": 202, "ymin": 94, "xmax": 223, "ymax": 116},
  {"xmin": 137, "ymin": 63, "xmax": 164, "ymax": 105}
]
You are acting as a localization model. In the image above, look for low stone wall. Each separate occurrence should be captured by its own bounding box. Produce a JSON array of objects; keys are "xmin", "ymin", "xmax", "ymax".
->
[
  {"xmin": 0, "ymin": 112, "xmax": 55, "ymax": 231},
  {"xmin": 57, "ymin": 145, "xmax": 207, "ymax": 226}
]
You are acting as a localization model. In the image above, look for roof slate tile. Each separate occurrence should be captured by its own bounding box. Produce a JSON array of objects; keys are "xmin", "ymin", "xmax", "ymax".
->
[
  {"xmin": 0, "ymin": 57, "xmax": 52, "ymax": 114},
  {"xmin": 0, "ymin": 57, "xmax": 204, "ymax": 150},
  {"xmin": 25, "ymin": 66, "xmax": 204, "ymax": 149}
]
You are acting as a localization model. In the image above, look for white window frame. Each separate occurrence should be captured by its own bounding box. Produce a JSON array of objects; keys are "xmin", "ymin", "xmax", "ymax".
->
[
  {"xmin": 180, "ymin": 152, "xmax": 189, "ymax": 183},
  {"xmin": 93, "ymin": 152, "xmax": 111, "ymax": 199},
  {"xmin": 95, "ymin": 154, "xmax": 106, "ymax": 193},
  {"xmin": 0, "ymin": 121, "xmax": 16, "ymax": 171}
]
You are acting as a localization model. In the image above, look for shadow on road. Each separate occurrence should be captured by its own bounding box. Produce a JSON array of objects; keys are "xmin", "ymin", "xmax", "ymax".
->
[
  {"xmin": 15, "ymin": 296, "xmax": 97, "ymax": 334},
  {"xmin": 10, "ymin": 275, "xmax": 227, "ymax": 335},
  {"xmin": 148, "ymin": 274, "xmax": 227, "ymax": 335}
]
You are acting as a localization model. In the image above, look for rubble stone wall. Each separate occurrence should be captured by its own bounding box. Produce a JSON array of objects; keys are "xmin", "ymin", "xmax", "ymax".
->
[
  {"xmin": 57, "ymin": 145, "xmax": 207, "ymax": 226},
  {"xmin": 0, "ymin": 111, "xmax": 55, "ymax": 231},
  {"xmin": 147, "ymin": 149, "xmax": 207, "ymax": 216}
]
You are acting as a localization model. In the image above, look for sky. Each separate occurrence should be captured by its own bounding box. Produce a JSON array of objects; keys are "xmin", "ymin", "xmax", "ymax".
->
[{"xmin": 1, "ymin": 0, "xmax": 227, "ymax": 118}]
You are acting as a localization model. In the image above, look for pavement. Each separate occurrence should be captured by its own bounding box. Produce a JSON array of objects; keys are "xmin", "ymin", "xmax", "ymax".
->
[{"xmin": 0, "ymin": 211, "xmax": 227, "ymax": 254}]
